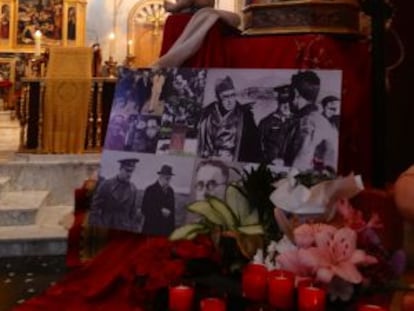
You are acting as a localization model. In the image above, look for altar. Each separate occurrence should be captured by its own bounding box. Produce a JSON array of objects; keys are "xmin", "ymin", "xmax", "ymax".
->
[{"xmin": 10, "ymin": 7, "xmax": 410, "ymax": 311}]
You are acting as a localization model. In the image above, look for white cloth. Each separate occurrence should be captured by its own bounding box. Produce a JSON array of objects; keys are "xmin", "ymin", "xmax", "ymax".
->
[{"xmin": 152, "ymin": 7, "xmax": 240, "ymax": 68}]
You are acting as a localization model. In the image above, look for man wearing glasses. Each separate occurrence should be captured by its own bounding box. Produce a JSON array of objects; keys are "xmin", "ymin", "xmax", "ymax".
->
[
  {"xmin": 197, "ymin": 76, "xmax": 261, "ymax": 163},
  {"xmin": 187, "ymin": 159, "xmax": 230, "ymax": 223},
  {"xmin": 194, "ymin": 160, "xmax": 229, "ymax": 201}
]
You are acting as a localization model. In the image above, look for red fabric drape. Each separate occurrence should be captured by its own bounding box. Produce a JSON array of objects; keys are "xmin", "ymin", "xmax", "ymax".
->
[{"xmin": 161, "ymin": 14, "xmax": 373, "ymax": 183}]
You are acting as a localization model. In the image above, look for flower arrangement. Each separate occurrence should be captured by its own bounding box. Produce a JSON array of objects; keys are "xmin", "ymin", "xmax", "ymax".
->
[{"xmin": 169, "ymin": 165, "xmax": 406, "ymax": 307}]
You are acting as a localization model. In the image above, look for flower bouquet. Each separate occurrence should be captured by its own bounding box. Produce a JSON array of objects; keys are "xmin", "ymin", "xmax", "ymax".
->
[{"xmin": 169, "ymin": 165, "xmax": 406, "ymax": 309}]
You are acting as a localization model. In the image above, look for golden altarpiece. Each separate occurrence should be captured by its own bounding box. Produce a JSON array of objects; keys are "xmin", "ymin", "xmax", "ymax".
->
[{"xmin": 0, "ymin": 0, "xmax": 87, "ymax": 52}]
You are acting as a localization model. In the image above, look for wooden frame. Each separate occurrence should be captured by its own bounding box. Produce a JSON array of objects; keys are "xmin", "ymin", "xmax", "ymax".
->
[
  {"xmin": 242, "ymin": 0, "xmax": 361, "ymax": 36},
  {"xmin": 0, "ymin": 57, "xmax": 16, "ymax": 109},
  {"xmin": 0, "ymin": 0, "xmax": 86, "ymax": 53}
]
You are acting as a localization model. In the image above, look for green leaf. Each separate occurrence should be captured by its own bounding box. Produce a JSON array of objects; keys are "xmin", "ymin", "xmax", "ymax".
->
[
  {"xmin": 187, "ymin": 200, "xmax": 224, "ymax": 225},
  {"xmin": 237, "ymin": 224, "xmax": 264, "ymax": 235},
  {"xmin": 207, "ymin": 196, "xmax": 238, "ymax": 229},
  {"xmin": 225, "ymin": 184, "xmax": 251, "ymax": 224},
  {"xmin": 169, "ymin": 223, "xmax": 207, "ymax": 241}
]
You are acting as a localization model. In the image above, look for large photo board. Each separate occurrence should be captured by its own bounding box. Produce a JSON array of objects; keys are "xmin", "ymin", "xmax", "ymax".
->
[{"xmin": 89, "ymin": 67, "xmax": 342, "ymax": 235}]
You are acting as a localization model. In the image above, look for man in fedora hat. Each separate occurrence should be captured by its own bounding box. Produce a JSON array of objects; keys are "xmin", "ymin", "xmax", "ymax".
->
[
  {"xmin": 141, "ymin": 164, "xmax": 176, "ymax": 235},
  {"xmin": 89, "ymin": 158, "xmax": 144, "ymax": 232},
  {"xmin": 197, "ymin": 75, "xmax": 261, "ymax": 162}
]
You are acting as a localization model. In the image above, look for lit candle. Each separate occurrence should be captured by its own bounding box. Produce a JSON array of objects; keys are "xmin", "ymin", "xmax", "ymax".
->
[
  {"xmin": 34, "ymin": 30, "xmax": 42, "ymax": 56},
  {"xmin": 168, "ymin": 285, "xmax": 194, "ymax": 311},
  {"xmin": 298, "ymin": 285, "xmax": 326, "ymax": 311},
  {"xmin": 127, "ymin": 39, "xmax": 133, "ymax": 56},
  {"xmin": 241, "ymin": 263, "xmax": 268, "ymax": 302},
  {"xmin": 200, "ymin": 297, "xmax": 226, "ymax": 311},
  {"xmin": 268, "ymin": 269, "xmax": 295, "ymax": 310},
  {"xmin": 108, "ymin": 32, "xmax": 115, "ymax": 58},
  {"xmin": 358, "ymin": 304, "xmax": 388, "ymax": 311}
]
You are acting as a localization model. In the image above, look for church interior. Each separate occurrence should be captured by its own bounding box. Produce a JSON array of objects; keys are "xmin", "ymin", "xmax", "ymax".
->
[{"xmin": 1, "ymin": 0, "xmax": 414, "ymax": 310}]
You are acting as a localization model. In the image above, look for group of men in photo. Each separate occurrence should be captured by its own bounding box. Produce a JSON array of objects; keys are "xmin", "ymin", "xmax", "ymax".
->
[
  {"xmin": 198, "ymin": 70, "xmax": 339, "ymax": 171},
  {"xmin": 90, "ymin": 68, "xmax": 341, "ymax": 235}
]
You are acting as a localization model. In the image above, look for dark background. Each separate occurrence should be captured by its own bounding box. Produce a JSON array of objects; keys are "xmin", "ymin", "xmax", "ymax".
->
[{"xmin": 385, "ymin": 1, "xmax": 414, "ymax": 182}]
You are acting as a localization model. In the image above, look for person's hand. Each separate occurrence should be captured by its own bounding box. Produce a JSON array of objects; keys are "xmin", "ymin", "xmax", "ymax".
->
[{"xmin": 161, "ymin": 208, "xmax": 171, "ymax": 218}]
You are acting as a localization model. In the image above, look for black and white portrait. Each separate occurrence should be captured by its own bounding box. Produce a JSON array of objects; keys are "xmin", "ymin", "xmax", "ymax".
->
[
  {"xmin": 89, "ymin": 150, "xmax": 195, "ymax": 235},
  {"xmin": 95, "ymin": 67, "xmax": 342, "ymax": 235},
  {"xmin": 197, "ymin": 68, "xmax": 342, "ymax": 172},
  {"xmin": 155, "ymin": 68, "xmax": 207, "ymax": 156}
]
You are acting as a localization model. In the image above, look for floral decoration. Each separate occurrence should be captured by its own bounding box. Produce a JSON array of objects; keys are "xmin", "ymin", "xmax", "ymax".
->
[{"xmin": 168, "ymin": 165, "xmax": 406, "ymax": 304}]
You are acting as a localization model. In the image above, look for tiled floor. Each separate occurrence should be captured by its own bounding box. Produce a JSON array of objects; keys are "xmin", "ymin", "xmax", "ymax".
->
[{"xmin": 0, "ymin": 256, "xmax": 67, "ymax": 311}]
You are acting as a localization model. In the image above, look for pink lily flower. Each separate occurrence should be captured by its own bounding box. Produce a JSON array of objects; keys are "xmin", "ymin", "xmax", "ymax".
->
[
  {"xmin": 276, "ymin": 248, "xmax": 313, "ymax": 278},
  {"xmin": 299, "ymin": 227, "xmax": 378, "ymax": 284},
  {"xmin": 294, "ymin": 223, "xmax": 337, "ymax": 248}
]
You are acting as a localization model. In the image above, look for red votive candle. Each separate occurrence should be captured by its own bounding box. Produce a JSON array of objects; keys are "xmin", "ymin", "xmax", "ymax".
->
[
  {"xmin": 358, "ymin": 304, "xmax": 388, "ymax": 311},
  {"xmin": 200, "ymin": 297, "xmax": 226, "ymax": 311},
  {"xmin": 242, "ymin": 263, "xmax": 268, "ymax": 302},
  {"xmin": 268, "ymin": 269, "xmax": 295, "ymax": 310},
  {"xmin": 168, "ymin": 284, "xmax": 194, "ymax": 311},
  {"xmin": 298, "ymin": 285, "xmax": 326, "ymax": 311}
]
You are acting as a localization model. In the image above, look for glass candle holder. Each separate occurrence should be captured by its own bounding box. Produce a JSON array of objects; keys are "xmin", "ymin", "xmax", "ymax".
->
[
  {"xmin": 298, "ymin": 285, "xmax": 326, "ymax": 311},
  {"xmin": 242, "ymin": 263, "xmax": 268, "ymax": 303},
  {"xmin": 168, "ymin": 283, "xmax": 195, "ymax": 311},
  {"xmin": 268, "ymin": 269, "xmax": 295, "ymax": 310},
  {"xmin": 358, "ymin": 304, "xmax": 388, "ymax": 311},
  {"xmin": 200, "ymin": 297, "xmax": 226, "ymax": 311}
]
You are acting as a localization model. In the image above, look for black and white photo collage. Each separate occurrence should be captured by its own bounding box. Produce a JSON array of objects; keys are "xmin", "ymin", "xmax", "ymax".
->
[{"xmin": 89, "ymin": 67, "xmax": 342, "ymax": 235}]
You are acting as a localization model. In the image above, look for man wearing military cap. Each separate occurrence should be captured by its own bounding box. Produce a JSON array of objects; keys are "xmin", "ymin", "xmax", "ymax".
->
[
  {"xmin": 89, "ymin": 157, "xmax": 144, "ymax": 232},
  {"xmin": 258, "ymin": 84, "xmax": 293, "ymax": 164},
  {"xmin": 197, "ymin": 75, "xmax": 261, "ymax": 162},
  {"xmin": 141, "ymin": 164, "xmax": 176, "ymax": 235}
]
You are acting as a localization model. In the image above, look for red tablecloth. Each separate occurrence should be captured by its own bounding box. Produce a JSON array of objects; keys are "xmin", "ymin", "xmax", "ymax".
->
[{"xmin": 160, "ymin": 14, "xmax": 373, "ymax": 184}]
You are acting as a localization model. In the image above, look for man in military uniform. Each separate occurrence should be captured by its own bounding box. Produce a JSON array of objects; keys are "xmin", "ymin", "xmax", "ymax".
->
[
  {"xmin": 198, "ymin": 76, "xmax": 261, "ymax": 162},
  {"xmin": 141, "ymin": 164, "xmax": 176, "ymax": 235},
  {"xmin": 258, "ymin": 84, "xmax": 293, "ymax": 164},
  {"xmin": 89, "ymin": 158, "xmax": 143, "ymax": 232}
]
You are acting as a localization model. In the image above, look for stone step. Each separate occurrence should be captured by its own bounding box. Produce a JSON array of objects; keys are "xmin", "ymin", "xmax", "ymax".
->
[
  {"xmin": 0, "ymin": 225, "xmax": 68, "ymax": 257},
  {"xmin": 0, "ymin": 111, "xmax": 13, "ymax": 122},
  {"xmin": 0, "ymin": 204, "xmax": 72, "ymax": 257},
  {"xmin": 0, "ymin": 176, "xmax": 11, "ymax": 194},
  {"xmin": 0, "ymin": 191, "xmax": 49, "ymax": 226},
  {"xmin": 35, "ymin": 205, "xmax": 74, "ymax": 228}
]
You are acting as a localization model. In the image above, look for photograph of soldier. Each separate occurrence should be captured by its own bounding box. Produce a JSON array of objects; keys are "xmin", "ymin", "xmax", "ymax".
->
[
  {"xmin": 258, "ymin": 84, "xmax": 294, "ymax": 165},
  {"xmin": 320, "ymin": 95, "xmax": 340, "ymax": 129},
  {"xmin": 279, "ymin": 70, "xmax": 338, "ymax": 171},
  {"xmin": 197, "ymin": 75, "xmax": 261, "ymax": 163},
  {"xmin": 89, "ymin": 157, "xmax": 143, "ymax": 232}
]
